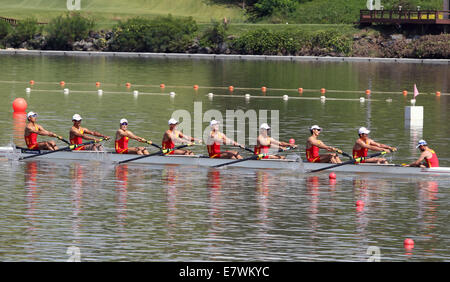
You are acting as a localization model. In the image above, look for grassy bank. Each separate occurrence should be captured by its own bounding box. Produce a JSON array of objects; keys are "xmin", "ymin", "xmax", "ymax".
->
[{"xmin": 0, "ymin": 0, "xmax": 247, "ymax": 27}]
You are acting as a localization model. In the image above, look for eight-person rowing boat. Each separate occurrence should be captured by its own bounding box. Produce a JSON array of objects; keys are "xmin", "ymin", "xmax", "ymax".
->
[{"xmin": 5, "ymin": 111, "xmax": 447, "ymax": 175}]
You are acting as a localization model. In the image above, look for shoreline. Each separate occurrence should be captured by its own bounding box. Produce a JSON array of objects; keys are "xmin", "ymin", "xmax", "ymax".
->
[{"xmin": 1, "ymin": 49, "xmax": 449, "ymax": 64}]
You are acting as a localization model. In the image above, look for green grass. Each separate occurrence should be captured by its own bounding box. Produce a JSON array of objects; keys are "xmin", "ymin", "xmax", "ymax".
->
[{"xmin": 0, "ymin": 0, "xmax": 247, "ymax": 28}]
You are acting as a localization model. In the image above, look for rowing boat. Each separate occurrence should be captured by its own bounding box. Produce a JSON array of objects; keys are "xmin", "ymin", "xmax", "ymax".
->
[{"xmin": 0, "ymin": 146, "xmax": 449, "ymax": 176}]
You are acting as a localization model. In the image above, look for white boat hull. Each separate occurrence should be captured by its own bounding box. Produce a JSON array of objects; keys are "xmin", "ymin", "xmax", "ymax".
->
[{"xmin": 0, "ymin": 146, "xmax": 449, "ymax": 176}]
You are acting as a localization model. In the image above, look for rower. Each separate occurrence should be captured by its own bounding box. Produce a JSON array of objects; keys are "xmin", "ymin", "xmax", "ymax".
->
[
  {"xmin": 162, "ymin": 118, "xmax": 202, "ymax": 155},
  {"xmin": 306, "ymin": 125, "xmax": 341, "ymax": 163},
  {"xmin": 24, "ymin": 111, "xmax": 60, "ymax": 151},
  {"xmin": 255, "ymin": 123, "xmax": 297, "ymax": 159},
  {"xmin": 206, "ymin": 120, "xmax": 243, "ymax": 159},
  {"xmin": 69, "ymin": 114, "xmax": 110, "ymax": 151},
  {"xmin": 352, "ymin": 127, "xmax": 396, "ymax": 164},
  {"xmin": 407, "ymin": 140, "xmax": 439, "ymax": 168},
  {"xmin": 115, "ymin": 118, "xmax": 150, "ymax": 155}
]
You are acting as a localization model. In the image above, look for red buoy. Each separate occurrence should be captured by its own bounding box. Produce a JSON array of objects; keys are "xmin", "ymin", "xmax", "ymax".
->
[
  {"xmin": 289, "ymin": 138, "xmax": 295, "ymax": 145},
  {"xmin": 356, "ymin": 200, "xmax": 364, "ymax": 207},
  {"xmin": 404, "ymin": 238, "xmax": 414, "ymax": 247},
  {"xmin": 12, "ymin": 98, "xmax": 27, "ymax": 113},
  {"xmin": 329, "ymin": 172, "xmax": 336, "ymax": 179}
]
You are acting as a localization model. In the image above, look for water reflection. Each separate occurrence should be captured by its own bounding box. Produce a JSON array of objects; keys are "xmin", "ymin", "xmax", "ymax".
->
[
  {"xmin": 115, "ymin": 164, "xmax": 128, "ymax": 228},
  {"xmin": 70, "ymin": 163, "xmax": 84, "ymax": 246},
  {"xmin": 306, "ymin": 176, "xmax": 320, "ymax": 237},
  {"xmin": 163, "ymin": 166, "xmax": 180, "ymax": 239},
  {"xmin": 417, "ymin": 180, "xmax": 439, "ymax": 257}
]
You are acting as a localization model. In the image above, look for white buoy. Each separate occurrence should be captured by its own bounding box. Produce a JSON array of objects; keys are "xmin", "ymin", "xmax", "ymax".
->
[
  {"xmin": 63, "ymin": 88, "xmax": 69, "ymax": 94},
  {"xmin": 26, "ymin": 88, "xmax": 31, "ymax": 93},
  {"xmin": 320, "ymin": 95, "xmax": 326, "ymax": 100},
  {"xmin": 245, "ymin": 94, "xmax": 250, "ymax": 99},
  {"xmin": 170, "ymin": 91, "xmax": 176, "ymax": 97},
  {"xmin": 208, "ymin": 92, "xmax": 214, "ymax": 98},
  {"xmin": 282, "ymin": 95, "xmax": 289, "ymax": 101},
  {"xmin": 98, "ymin": 89, "xmax": 103, "ymax": 96},
  {"xmin": 410, "ymin": 99, "xmax": 416, "ymax": 105},
  {"xmin": 360, "ymin": 97, "xmax": 365, "ymax": 103}
]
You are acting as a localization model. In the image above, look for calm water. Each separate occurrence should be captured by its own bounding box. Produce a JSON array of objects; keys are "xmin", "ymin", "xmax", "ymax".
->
[{"xmin": 0, "ymin": 55, "xmax": 449, "ymax": 261}]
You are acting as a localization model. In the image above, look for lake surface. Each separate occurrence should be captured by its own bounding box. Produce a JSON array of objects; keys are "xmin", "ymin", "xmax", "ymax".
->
[{"xmin": 0, "ymin": 54, "xmax": 448, "ymax": 261}]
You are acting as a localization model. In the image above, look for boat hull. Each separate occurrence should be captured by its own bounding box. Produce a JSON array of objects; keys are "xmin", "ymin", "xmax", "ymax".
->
[{"xmin": 0, "ymin": 146, "xmax": 449, "ymax": 175}]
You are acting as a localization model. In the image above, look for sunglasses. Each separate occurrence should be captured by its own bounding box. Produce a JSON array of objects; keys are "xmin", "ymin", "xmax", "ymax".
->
[{"xmin": 121, "ymin": 122, "xmax": 128, "ymax": 125}]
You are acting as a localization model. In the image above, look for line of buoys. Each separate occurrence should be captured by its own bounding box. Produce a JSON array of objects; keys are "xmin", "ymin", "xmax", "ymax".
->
[
  {"xmin": 170, "ymin": 91, "xmax": 176, "ymax": 97},
  {"xmin": 60, "ymin": 81, "xmax": 65, "ymax": 86},
  {"xmin": 436, "ymin": 91, "xmax": 441, "ymax": 97},
  {"xmin": 12, "ymin": 97, "xmax": 27, "ymax": 113},
  {"xmin": 402, "ymin": 90, "xmax": 408, "ymax": 96},
  {"xmin": 229, "ymin": 86, "xmax": 234, "ymax": 92},
  {"xmin": 98, "ymin": 89, "xmax": 103, "ymax": 96},
  {"xmin": 282, "ymin": 95, "xmax": 289, "ymax": 101},
  {"xmin": 298, "ymin": 88, "xmax": 303, "ymax": 94},
  {"xmin": 360, "ymin": 97, "xmax": 365, "ymax": 102},
  {"xmin": 26, "ymin": 88, "xmax": 31, "ymax": 94},
  {"xmin": 261, "ymin": 86, "xmax": 267, "ymax": 92},
  {"xmin": 96, "ymin": 82, "xmax": 101, "ymax": 87},
  {"xmin": 29, "ymin": 80, "xmax": 35, "ymax": 85},
  {"xmin": 63, "ymin": 88, "xmax": 69, "ymax": 94},
  {"xmin": 208, "ymin": 92, "xmax": 214, "ymax": 98},
  {"xmin": 365, "ymin": 89, "xmax": 371, "ymax": 95},
  {"xmin": 126, "ymin": 82, "xmax": 131, "ymax": 88},
  {"xmin": 193, "ymin": 85, "xmax": 199, "ymax": 90},
  {"xmin": 245, "ymin": 94, "xmax": 251, "ymax": 100},
  {"xmin": 133, "ymin": 90, "xmax": 139, "ymax": 96},
  {"xmin": 320, "ymin": 88, "xmax": 326, "ymax": 94}
]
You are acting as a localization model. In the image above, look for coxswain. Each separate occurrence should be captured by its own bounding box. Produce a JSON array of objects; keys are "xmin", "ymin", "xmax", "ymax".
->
[
  {"xmin": 162, "ymin": 118, "xmax": 202, "ymax": 155},
  {"xmin": 255, "ymin": 123, "xmax": 297, "ymax": 159},
  {"xmin": 24, "ymin": 111, "xmax": 60, "ymax": 150},
  {"xmin": 352, "ymin": 127, "xmax": 396, "ymax": 164},
  {"xmin": 207, "ymin": 120, "xmax": 243, "ymax": 159},
  {"xmin": 69, "ymin": 114, "xmax": 110, "ymax": 151},
  {"xmin": 306, "ymin": 125, "xmax": 341, "ymax": 163},
  {"xmin": 115, "ymin": 118, "xmax": 150, "ymax": 155},
  {"xmin": 407, "ymin": 140, "xmax": 439, "ymax": 168}
]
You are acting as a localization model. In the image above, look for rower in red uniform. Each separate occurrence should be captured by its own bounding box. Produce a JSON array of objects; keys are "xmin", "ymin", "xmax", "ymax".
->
[
  {"xmin": 255, "ymin": 123, "xmax": 297, "ymax": 159},
  {"xmin": 306, "ymin": 125, "xmax": 341, "ymax": 163},
  {"xmin": 162, "ymin": 118, "xmax": 202, "ymax": 155},
  {"xmin": 115, "ymin": 118, "xmax": 150, "ymax": 155},
  {"xmin": 206, "ymin": 120, "xmax": 243, "ymax": 159},
  {"xmin": 352, "ymin": 127, "xmax": 396, "ymax": 164},
  {"xmin": 69, "ymin": 114, "xmax": 110, "ymax": 151},
  {"xmin": 24, "ymin": 111, "xmax": 60, "ymax": 150},
  {"xmin": 407, "ymin": 140, "xmax": 439, "ymax": 168}
]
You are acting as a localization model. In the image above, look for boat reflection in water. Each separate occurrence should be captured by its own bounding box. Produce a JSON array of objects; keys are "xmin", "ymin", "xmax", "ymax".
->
[
  {"xmin": 70, "ymin": 163, "xmax": 84, "ymax": 247},
  {"xmin": 417, "ymin": 180, "xmax": 439, "ymax": 256},
  {"xmin": 115, "ymin": 164, "xmax": 129, "ymax": 229}
]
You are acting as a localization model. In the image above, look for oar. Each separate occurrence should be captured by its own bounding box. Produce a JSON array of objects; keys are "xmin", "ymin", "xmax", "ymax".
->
[
  {"xmin": 19, "ymin": 138, "xmax": 106, "ymax": 160},
  {"xmin": 143, "ymin": 140, "xmax": 162, "ymax": 150},
  {"xmin": 118, "ymin": 144, "xmax": 192, "ymax": 164},
  {"xmin": 56, "ymin": 136, "xmax": 71, "ymax": 145},
  {"xmin": 308, "ymin": 151, "xmax": 388, "ymax": 173},
  {"xmin": 336, "ymin": 149, "xmax": 353, "ymax": 160},
  {"xmin": 213, "ymin": 153, "xmax": 267, "ymax": 168}
]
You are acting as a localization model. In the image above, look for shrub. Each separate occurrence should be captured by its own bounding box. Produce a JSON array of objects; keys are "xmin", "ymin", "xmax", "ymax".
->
[
  {"xmin": 0, "ymin": 20, "xmax": 12, "ymax": 40},
  {"xmin": 46, "ymin": 12, "xmax": 95, "ymax": 50},
  {"xmin": 199, "ymin": 20, "xmax": 229, "ymax": 50},
  {"xmin": 109, "ymin": 15, "xmax": 198, "ymax": 53},
  {"xmin": 230, "ymin": 28, "xmax": 352, "ymax": 56},
  {"xmin": 6, "ymin": 18, "xmax": 42, "ymax": 48},
  {"xmin": 413, "ymin": 34, "xmax": 450, "ymax": 59}
]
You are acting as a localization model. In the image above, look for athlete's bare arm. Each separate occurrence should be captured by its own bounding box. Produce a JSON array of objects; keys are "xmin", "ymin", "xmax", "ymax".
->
[
  {"xmin": 308, "ymin": 137, "xmax": 335, "ymax": 151},
  {"xmin": 408, "ymin": 150, "xmax": 431, "ymax": 167},
  {"xmin": 71, "ymin": 127, "xmax": 97, "ymax": 141}
]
